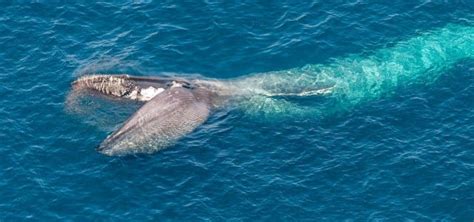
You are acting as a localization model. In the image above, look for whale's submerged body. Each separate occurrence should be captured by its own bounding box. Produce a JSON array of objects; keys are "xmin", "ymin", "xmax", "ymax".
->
[{"xmin": 68, "ymin": 24, "xmax": 473, "ymax": 156}]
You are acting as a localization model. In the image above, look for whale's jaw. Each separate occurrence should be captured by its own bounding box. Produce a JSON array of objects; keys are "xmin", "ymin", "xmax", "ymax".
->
[{"xmin": 97, "ymin": 86, "xmax": 213, "ymax": 156}]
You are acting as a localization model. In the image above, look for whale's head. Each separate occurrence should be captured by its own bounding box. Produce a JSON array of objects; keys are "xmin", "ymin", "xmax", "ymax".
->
[{"xmin": 70, "ymin": 74, "xmax": 222, "ymax": 156}]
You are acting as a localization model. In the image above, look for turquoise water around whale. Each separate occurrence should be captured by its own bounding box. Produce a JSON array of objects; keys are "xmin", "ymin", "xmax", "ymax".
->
[{"xmin": 1, "ymin": 1, "xmax": 473, "ymax": 221}]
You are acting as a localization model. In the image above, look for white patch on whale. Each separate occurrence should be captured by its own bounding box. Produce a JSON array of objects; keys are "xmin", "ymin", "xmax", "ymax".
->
[
  {"xmin": 140, "ymin": 87, "xmax": 164, "ymax": 101},
  {"xmin": 170, "ymin": 81, "xmax": 183, "ymax": 88},
  {"xmin": 128, "ymin": 89, "xmax": 139, "ymax": 100}
]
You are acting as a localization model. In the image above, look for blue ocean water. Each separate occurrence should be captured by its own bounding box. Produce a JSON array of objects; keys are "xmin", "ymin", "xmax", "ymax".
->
[{"xmin": 1, "ymin": 1, "xmax": 473, "ymax": 221}]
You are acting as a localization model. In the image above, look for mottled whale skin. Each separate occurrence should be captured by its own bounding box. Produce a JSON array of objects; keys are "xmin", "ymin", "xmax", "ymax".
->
[{"xmin": 69, "ymin": 24, "xmax": 473, "ymax": 156}]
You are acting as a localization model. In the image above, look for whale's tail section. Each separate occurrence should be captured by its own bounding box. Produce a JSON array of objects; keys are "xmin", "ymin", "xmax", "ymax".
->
[{"xmin": 230, "ymin": 24, "xmax": 474, "ymax": 118}]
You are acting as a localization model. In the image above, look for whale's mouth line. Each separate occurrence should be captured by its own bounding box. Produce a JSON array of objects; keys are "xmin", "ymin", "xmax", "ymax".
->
[{"xmin": 71, "ymin": 74, "xmax": 201, "ymax": 101}]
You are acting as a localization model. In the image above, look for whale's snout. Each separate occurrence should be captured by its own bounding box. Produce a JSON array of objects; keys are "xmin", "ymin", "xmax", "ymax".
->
[
  {"xmin": 95, "ymin": 134, "xmax": 124, "ymax": 156},
  {"xmin": 95, "ymin": 132, "xmax": 145, "ymax": 156},
  {"xmin": 96, "ymin": 142, "xmax": 114, "ymax": 156}
]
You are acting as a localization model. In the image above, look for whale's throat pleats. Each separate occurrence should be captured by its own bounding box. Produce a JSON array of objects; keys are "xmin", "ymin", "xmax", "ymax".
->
[
  {"xmin": 96, "ymin": 86, "xmax": 212, "ymax": 155},
  {"xmin": 67, "ymin": 74, "xmax": 215, "ymax": 155}
]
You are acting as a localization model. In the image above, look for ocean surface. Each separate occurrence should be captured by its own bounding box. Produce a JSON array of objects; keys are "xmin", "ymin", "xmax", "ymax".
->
[{"xmin": 1, "ymin": 1, "xmax": 473, "ymax": 221}]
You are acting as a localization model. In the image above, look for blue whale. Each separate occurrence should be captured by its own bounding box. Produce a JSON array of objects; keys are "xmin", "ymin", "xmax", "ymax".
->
[{"xmin": 68, "ymin": 24, "xmax": 474, "ymax": 156}]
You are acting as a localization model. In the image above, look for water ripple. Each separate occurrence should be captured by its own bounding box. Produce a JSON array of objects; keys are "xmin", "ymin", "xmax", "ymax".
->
[{"xmin": 0, "ymin": 1, "xmax": 473, "ymax": 221}]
